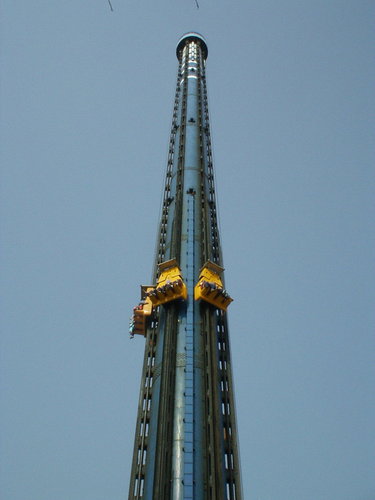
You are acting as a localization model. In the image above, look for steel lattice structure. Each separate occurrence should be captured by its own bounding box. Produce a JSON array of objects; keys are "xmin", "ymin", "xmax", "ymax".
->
[{"xmin": 128, "ymin": 33, "xmax": 242, "ymax": 500}]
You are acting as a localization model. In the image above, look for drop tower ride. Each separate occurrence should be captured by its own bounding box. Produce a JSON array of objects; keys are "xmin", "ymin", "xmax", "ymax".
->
[{"xmin": 128, "ymin": 33, "xmax": 242, "ymax": 500}]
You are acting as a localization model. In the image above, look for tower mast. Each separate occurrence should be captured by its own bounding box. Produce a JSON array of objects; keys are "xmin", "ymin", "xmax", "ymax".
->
[{"xmin": 129, "ymin": 33, "xmax": 242, "ymax": 500}]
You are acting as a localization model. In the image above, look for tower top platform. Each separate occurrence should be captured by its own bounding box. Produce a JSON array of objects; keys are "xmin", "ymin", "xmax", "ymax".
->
[{"xmin": 176, "ymin": 32, "xmax": 208, "ymax": 60}]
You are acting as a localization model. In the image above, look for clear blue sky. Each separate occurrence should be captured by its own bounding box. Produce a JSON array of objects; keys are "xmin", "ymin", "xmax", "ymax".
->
[{"xmin": 1, "ymin": 1, "xmax": 374, "ymax": 499}]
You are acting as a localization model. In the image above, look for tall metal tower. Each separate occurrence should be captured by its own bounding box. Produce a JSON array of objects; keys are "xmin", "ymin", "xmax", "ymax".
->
[{"xmin": 128, "ymin": 33, "xmax": 242, "ymax": 500}]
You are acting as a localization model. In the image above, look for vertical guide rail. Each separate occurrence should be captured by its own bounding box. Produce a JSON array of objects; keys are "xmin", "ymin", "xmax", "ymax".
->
[
  {"xmin": 201, "ymin": 72, "xmax": 222, "ymax": 266},
  {"xmin": 216, "ymin": 310, "xmax": 243, "ymax": 500},
  {"xmin": 183, "ymin": 194, "xmax": 195, "ymax": 498},
  {"xmin": 128, "ymin": 317, "xmax": 158, "ymax": 499},
  {"xmin": 155, "ymin": 58, "xmax": 183, "ymax": 270}
]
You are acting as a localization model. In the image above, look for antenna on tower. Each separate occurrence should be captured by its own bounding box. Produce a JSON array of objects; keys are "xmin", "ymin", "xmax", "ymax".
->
[
  {"xmin": 107, "ymin": 0, "xmax": 113, "ymax": 11},
  {"xmin": 194, "ymin": 0, "xmax": 200, "ymax": 8}
]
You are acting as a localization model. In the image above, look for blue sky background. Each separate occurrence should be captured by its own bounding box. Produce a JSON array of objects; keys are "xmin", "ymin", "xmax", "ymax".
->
[{"xmin": 1, "ymin": 1, "xmax": 374, "ymax": 499}]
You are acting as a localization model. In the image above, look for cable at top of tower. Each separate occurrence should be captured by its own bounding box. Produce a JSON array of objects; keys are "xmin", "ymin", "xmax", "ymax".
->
[
  {"xmin": 107, "ymin": 0, "xmax": 113, "ymax": 11},
  {"xmin": 195, "ymin": 0, "xmax": 200, "ymax": 8}
]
